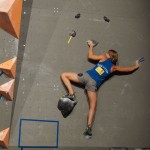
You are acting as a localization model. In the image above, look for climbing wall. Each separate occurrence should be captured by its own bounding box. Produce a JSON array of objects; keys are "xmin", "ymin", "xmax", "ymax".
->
[
  {"xmin": 0, "ymin": 0, "xmax": 150, "ymax": 149},
  {"xmin": 0, "ymin": 0, "xmax": 22, "ymax": 149}
]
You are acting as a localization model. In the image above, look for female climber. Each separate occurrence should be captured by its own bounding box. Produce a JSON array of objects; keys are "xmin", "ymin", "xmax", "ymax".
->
[{"xmin": 60, "ymin": 40, "xmax": 140, "ymax": 139}]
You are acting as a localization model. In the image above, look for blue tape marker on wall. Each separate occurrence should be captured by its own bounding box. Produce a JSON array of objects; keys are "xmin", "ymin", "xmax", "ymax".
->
[{"xmin": 18, "ymin": 118, "xmax": 59, "ymax": 149}]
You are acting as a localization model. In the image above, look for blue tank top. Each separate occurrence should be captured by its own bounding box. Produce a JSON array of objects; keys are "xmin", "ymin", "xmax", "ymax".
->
[{"xmin": 86, "ymin": 58, "xmax": 113, "ymax": 87}]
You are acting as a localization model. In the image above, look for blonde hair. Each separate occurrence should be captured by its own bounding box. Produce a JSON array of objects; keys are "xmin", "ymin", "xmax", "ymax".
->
[{"xmin": 108, "ymin": 49, "xmax": 118, "ymax": 64}]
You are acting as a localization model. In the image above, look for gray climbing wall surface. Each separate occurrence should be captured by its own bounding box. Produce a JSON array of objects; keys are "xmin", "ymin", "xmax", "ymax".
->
[
  {"xmin": 0, "ymin": 24, "xmax": 19, "ymax": 150},
  {"xmin": 0, "ymin": 0, "xmax": 150, "ymax": 149}
]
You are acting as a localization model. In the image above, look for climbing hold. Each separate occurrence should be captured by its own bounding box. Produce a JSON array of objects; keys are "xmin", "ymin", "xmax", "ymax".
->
[
  {"xmin": 0, "ymin": 128, "xmax": 10, "ymax": 148},
  {"xmin": 75, "ymin": 13, "xmax": 81, "ymax": 19},
  {"xmin": 103, "ymin": 16, "xmax": 110, "ymax": 22},
  {"xmin": 68, "ymin": 30, "xmax": 76, "ymax": 44},
  {"xmin": 135, "ymin": 57, "xmax": 145, "ymax": 65},
  {"xmin": 0, "ymin": 79, "xmax": 15, "ymax": 101},
  {"xmin": 138, "ymin": 57, "xmax": 145, "ymax": 63},
  {"xmin": 87, "ymin": 40, "xmax": 99, "ymax": 47},
  {"xmin": 0, "ymin": 57, "xmax": 17, "ymax": 78},
  {"xmin": 57, "ymin": 97, "xmax": 77, "ymax": 118},
  {"xmin": 0, "ymin": 0, "xmax": 23, "ymax": 38},
  {"xmin": 69, "ymin": 30, "xmax": 76, "ymax": 37}
]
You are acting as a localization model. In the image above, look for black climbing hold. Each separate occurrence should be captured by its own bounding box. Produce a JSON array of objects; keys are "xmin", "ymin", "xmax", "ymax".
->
[
  {"xmin": 75, "ymin": 13, "xmax": 81, "ymax": 19},
  {"xmin": 69, "ymin": 30, "xmax": 76, "ymax": 37},
  {"xmin": 138, "ymin": 57, "xmax": 145, "ymax": 63},
  {"xmin": 57, "ymin": 97, "xmax": 77, "ymax": 118},
  {"xmin": 136, "ymin": 57, "xmax": 145, "ymax": 64},
  {"xmin": 91, "ymin": 40, "xmax": 99, "ymax": 47},
  {"xmin": 87, "ymin": 40, "xmax": 99, "ymax": 47},
  {"xmin": 103, "ymin": 16, "xmax": 110, "ymax": 22}
]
